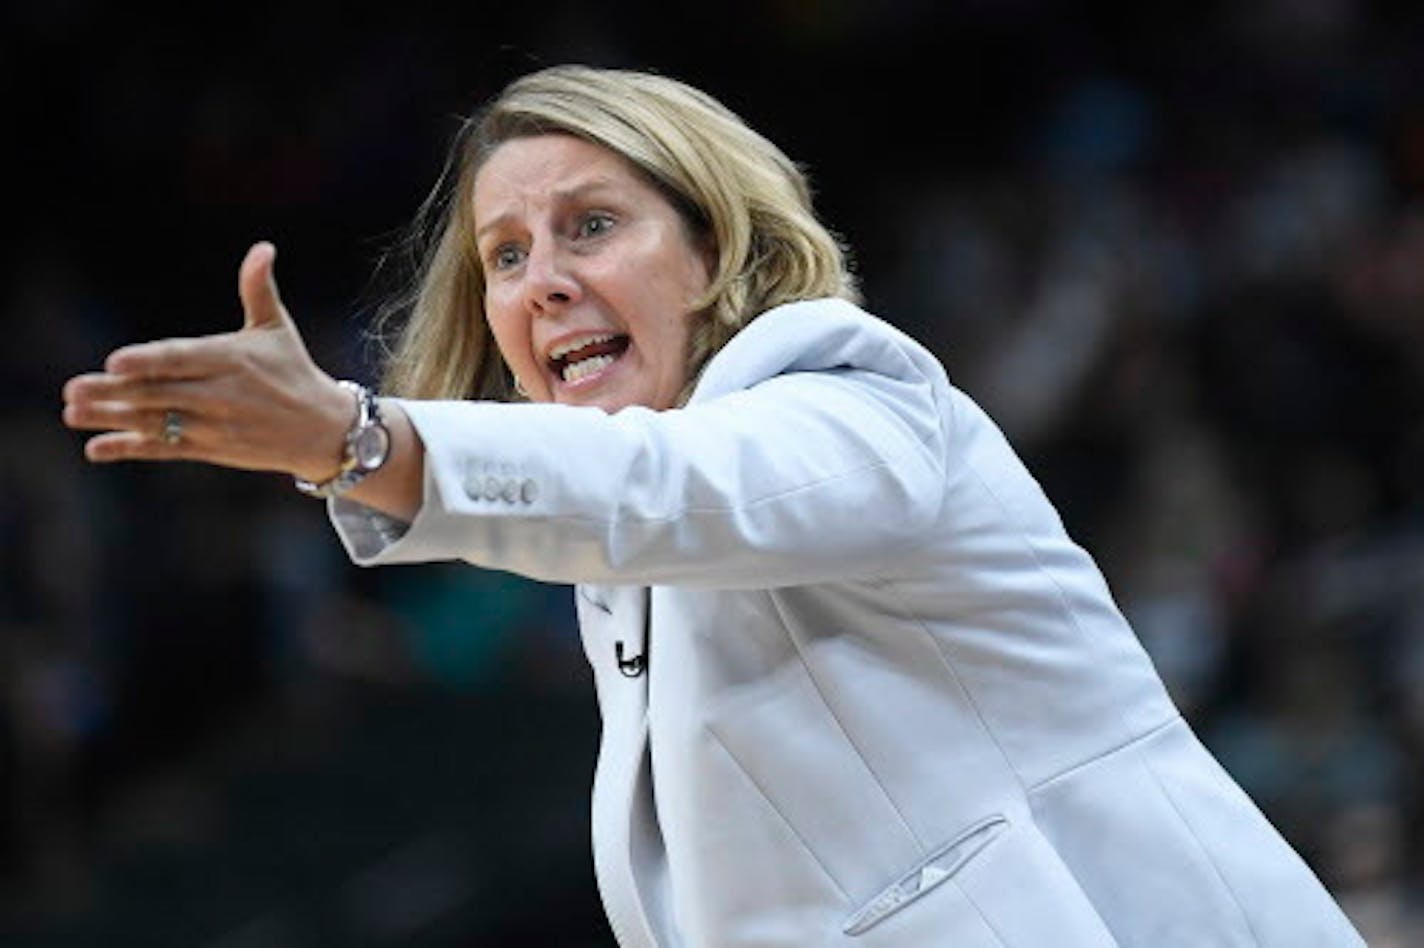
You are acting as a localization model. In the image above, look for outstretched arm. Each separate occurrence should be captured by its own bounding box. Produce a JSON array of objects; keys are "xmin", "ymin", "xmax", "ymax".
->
[{"xmin": 61, "ymin": 242, "xmax": 425, "ymax": 521}]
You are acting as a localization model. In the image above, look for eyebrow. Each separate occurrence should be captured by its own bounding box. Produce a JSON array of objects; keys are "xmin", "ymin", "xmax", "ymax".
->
[{"xmin": 474, "ymin": 178, "xmax": 620, "ymax": 242}]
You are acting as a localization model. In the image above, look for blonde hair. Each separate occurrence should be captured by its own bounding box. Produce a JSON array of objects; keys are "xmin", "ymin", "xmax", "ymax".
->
[{"xmin": 375, "ymin": 64, "xmax": 860, "ymax": 402}]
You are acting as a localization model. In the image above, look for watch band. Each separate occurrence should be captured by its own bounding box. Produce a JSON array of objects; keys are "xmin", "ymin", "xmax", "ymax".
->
[{"xmin": 293, "ymin": 381, "xmax": 389, "ymax": 499}]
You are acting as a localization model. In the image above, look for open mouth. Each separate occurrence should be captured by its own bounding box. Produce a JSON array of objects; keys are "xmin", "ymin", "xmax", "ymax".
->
[{"xmin": 549, "ymin": 333, "xmax": 631, "ymax": 384}]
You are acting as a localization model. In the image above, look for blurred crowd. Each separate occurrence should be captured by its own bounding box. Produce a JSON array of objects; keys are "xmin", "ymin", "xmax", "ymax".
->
[{"xmin": 5, "ymin": 1, "xmax": 1423, "ymax": 944}]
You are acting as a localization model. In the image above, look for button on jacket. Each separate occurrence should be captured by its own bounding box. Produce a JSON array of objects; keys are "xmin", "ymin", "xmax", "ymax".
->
[{"xmin": 331, "ymin": 299, "xmax": 1362, "ymax": 946}]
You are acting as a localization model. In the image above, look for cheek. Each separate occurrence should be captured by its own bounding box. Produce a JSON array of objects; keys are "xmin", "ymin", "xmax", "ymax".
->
[
  {"xmin": 484, "ymin": 289, "xmax": 517, "ymax": 342},
  {"xmin": 484, "ymin": 302, "xmax": 535, "ymax": 372},
  {"xmin": 648, "ymin": 313, "xmax": 697, "ymax": 399}
]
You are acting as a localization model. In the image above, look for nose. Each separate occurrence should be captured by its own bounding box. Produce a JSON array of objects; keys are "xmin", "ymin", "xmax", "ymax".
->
[{"xmin": 523, "ymin": 241, "xmax": 580, "ymax": 315}]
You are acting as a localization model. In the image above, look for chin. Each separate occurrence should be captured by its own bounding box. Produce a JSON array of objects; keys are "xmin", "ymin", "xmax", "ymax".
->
[{"xmin": 556, "ymin": 389, "xmax": 634, "ymax": 413}]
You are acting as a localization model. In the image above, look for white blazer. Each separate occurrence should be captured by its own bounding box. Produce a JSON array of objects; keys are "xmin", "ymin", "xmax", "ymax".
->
[{"xmin": 332, "ymin": 299, "xmax": 1362, "ymax": 947}]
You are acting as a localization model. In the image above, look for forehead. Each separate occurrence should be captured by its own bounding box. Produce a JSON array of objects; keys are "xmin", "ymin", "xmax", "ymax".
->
[{"xmin": 472, "ymin": 134, "xmax": 645, "ymax": 212}]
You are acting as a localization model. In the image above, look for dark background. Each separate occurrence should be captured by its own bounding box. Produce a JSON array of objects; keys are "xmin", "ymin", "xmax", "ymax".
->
[{"xmin": 5, "ymin": 1, "xmax": 1424, "ymax": 944}]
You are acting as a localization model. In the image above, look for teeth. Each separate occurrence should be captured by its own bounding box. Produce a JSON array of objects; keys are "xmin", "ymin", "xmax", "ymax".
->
[
  {"xmin": 562, "ymin": 354, "xmax": 614, "ymax": 383},
  {"xmin": 550, "ymin": 333, "xmax": 616, "ymax": 362}
]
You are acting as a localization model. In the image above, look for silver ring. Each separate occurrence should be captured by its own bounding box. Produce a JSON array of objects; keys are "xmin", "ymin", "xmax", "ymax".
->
[{"xmin": 160, "ymin": 410, "xmax": 183, "ymax": 446}]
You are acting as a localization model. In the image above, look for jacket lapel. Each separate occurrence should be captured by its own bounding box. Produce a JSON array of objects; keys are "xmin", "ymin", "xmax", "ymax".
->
[{"xmin": 578, "ymin": 584, "xmax": 661, "ymax": 947}]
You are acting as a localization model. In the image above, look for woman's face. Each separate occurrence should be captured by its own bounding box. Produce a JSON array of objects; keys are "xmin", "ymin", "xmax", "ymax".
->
[{"xmin": 472, "ymin": 134, "xmax": 713, "ymax": 412}]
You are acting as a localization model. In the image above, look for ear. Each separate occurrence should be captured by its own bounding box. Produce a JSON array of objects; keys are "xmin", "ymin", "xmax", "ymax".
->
[
  {"xmin": 700, "ymin": 250, "xmax": 719, "ymax": 287},
  {"xmin": 696, "ymin": 230, "xmax": 719, "ymax": 284}
]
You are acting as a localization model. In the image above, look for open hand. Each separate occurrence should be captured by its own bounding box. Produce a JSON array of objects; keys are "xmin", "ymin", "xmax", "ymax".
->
[{"xmin": 62, "ymin": 242, "xmax": 355, "ymax": 483}]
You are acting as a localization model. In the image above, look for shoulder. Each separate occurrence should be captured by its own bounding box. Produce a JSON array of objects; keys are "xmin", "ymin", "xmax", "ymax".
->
[{"xmin": 689, "ymin": 298, "xmax": 950, "ymax": 403}]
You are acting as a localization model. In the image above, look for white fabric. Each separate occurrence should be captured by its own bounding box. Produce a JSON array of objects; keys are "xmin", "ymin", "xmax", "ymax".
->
[{"xmin": 331, "ymin": 298, "xmax": 1362, "ymax": 947}]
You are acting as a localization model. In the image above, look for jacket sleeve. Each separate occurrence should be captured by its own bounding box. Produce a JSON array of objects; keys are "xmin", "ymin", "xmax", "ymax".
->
[{"xmin": 330, "ymin": 361, "xmax": 949, "ymax": 589}]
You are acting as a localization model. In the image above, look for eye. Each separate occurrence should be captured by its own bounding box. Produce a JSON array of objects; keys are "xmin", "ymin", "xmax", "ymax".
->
[
  {"xmin": 576, "ymin": 212, "xmax": 615, "ymax": 239},
  {"xmin": 490, "ymin": 243, "xmax": 525, "ymax": 271}
]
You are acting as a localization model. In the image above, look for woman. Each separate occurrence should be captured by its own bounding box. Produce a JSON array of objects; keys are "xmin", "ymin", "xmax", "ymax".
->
[{"xmin": 63, "ymin": 66, "xmax": 1362, "ymax": 946}]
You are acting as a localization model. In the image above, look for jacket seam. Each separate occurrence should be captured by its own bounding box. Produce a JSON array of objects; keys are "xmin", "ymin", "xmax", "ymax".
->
[
  {"xmin": 1025, "ymin": 713, "xmax": 1180, "ymax": 794},
  {"xmin": 961, "ymin": 459, "xmax": 1144, "ymax": 769},
  {"xmin": 706, "ymin": 728, "xmax": 851, "ymax": 902},
  {"xmin": 951, "ymin": 878, "xmax": 1011, "ymax": 948},
  {"xmin": 659, "ymin": 456, "xmax": 906, "ymax": 517},
  {"xmin": 1138, "ymin": 744, "xmax": 1262, "ymax": 945},
  {"xmin": 878, "ymin": 578, "xmax": 1029, "ymax": 790},
  {"xmin": 457, "ymin": 449, "xmax": 932, "ymax": 526},
  {"xmin": 767, "ymin": 591, "xmax": 927, "ymax": 852}
]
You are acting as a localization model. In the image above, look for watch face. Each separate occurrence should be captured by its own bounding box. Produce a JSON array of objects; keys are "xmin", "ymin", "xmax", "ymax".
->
[{"xmin": 354, "ymin": 425, "xmax": 391, "ymax": 471}]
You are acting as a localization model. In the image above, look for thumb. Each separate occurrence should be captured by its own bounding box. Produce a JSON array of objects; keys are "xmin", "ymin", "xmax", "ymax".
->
[{"xmin": 238, "ymin": 241, "xmax": 291, "ymax": 329}]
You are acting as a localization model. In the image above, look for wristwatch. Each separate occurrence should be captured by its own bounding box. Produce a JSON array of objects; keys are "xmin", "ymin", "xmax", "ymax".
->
[{"xmin": 294, "ymin": 380, "xmax": 391, "ymax": 498}]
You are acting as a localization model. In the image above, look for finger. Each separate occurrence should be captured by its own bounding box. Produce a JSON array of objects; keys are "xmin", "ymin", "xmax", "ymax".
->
[
  {"xmin": 103, "ymin": 334, "xmax": 239, "ymax": 379},
  {"xmin": 63, "ymin": 400, "xmax": 189, "ymax": 438},
  {"xmin": 238, "ymin": 241, "xmax": 290, "ymax": 330},
  {"xmin": 83, "ymin": 429, "xmax": 192, "ymax": 464},
  {"xmin": 63, "ymin": 372, "xmax": 113, "ymax": 404},
  {"xmin": 64, "ymin": 398, "xmax": 147, "ymax": 433},
  {"xmin": 64, "ymin": 373, "xmax": 216, "ymax": 412}
]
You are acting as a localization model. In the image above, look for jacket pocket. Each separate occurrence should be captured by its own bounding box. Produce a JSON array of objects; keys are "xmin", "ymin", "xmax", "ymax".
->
[{"xmin": 843, "ymin": 815, "xmax": 1008, "ymax": 936}]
